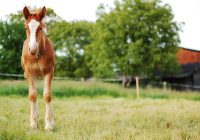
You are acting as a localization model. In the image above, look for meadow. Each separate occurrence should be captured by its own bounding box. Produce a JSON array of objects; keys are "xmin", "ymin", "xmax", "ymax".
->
[{"xmin": 0, "ymin": 80, "xmax": 200, "ymax": 140}]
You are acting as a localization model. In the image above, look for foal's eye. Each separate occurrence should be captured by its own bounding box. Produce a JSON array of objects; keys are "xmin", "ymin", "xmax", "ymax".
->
[{"xmin": 24, "ymin": 27, "xmax": 27, "ymax": 30}]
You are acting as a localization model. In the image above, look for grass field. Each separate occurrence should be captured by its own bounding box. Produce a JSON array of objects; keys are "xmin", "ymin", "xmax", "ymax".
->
[{"xmin": 0, "ymin": 80, "xmax": 200, "ymax": 140}]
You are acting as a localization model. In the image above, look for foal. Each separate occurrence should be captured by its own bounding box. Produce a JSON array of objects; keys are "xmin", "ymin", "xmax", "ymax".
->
[{"xmin": 21, "ymin": 6, "xmax": 55, "ymax": 130}]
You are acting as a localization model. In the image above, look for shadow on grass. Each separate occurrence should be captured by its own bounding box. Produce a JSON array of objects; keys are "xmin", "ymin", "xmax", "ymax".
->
[
  {"xmin": 53, "ymin": 87, "xmax": 120, "ymax": 98},
  {"xmin": 0, "ymin": 86, "xmax": 121, "ymax": 98},
  {"xmin": 141, "ymin": 92, "xmax": 169, "ymax": 99},
  {"xmin": 0, "ymin": 86, "xmax": 28, "ymax": 97},
  {"xmin": 1, "ymin": 85, "xmax": 200, "ymax": 101},
  {"xmin": 141, "ymin": 90, "xmax": 200, "ymax": 101}
]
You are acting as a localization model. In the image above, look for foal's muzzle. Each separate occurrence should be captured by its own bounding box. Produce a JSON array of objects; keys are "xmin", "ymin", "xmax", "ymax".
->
[
  {"xmin": 29, "ymin": 43, "xmax": 38, "ymax": 56},
  {"xmin": 29, "ymin": 48, "xmax": 38, "ymax": 55}
]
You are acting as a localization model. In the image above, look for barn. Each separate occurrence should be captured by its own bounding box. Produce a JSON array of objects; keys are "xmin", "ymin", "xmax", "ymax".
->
[{"xmin": 163, "ymin": 47, "xmax": 200, "ymax": 90}]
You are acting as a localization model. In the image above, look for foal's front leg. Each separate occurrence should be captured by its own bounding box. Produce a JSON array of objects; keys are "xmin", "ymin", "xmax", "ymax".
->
[
  {"xmin": 28, "ymin": 76, "xmax": 38, "ymax": 129},
  {"xmin": 43, "ymin": 73, "xmax": 54, "ymax": 130}
]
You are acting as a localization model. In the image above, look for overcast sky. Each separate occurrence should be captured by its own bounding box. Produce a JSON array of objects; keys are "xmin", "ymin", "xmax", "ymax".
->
[{"xmin": 0, "ymin": 0, "xmax": 200, "ymax": 51}]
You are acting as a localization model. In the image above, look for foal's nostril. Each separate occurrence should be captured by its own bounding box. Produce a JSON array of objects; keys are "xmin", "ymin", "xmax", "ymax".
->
[{"xmin": 29, "ymin": 48, "xmax": 30, "ymax": 51}]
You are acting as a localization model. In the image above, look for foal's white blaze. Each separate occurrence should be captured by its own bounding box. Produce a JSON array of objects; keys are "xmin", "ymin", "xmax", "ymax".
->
[{"xmin": 28, "ymin": 19, "xmax": 40, "ymax": 50}]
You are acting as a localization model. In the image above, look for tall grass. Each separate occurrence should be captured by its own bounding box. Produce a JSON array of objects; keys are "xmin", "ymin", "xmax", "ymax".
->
[
  {"xmin": 0, "ymin": 80, "xmax": 200, "ymax": 100},
  {"xmin": 0, "ymin": 80, "xmax": 121, "ymax": 98}
]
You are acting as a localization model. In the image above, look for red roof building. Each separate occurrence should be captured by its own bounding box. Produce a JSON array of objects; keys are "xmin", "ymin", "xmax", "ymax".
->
[
  {"xmin": 177, "ymin": 48, "xmax": 200, "ymax": 65},
  {"xmin": 163, "ymin": 47, "xmax": 200, "ymax": 90}
]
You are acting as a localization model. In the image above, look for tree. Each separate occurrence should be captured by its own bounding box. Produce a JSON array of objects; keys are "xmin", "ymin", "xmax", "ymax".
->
[
  {"xmin": 8, "ymin": 7, "xmax": 94, "ymax": 78},
  {"xmin": 0, "ymin": 7, "xmax": 61, "ymax": 77},
  {"xmin": 49, "ymin": 21, "xmax": 94, "ymax": 78},
  {"xmin": 89, "ymin": 0, "xmax": 181, "ymax": 83},
  {"xmin": 0, "ymin": 21, "xmax": 25, "ymax": 76}
]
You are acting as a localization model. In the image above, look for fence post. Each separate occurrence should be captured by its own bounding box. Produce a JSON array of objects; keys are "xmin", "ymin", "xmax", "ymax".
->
[
  {"xmin": 163, "ymin": 81, "xmax": 167, "ymax": 90},
  {"xmin": 135, "ymin": 77, "xmax": 140, "ymax": 98}
]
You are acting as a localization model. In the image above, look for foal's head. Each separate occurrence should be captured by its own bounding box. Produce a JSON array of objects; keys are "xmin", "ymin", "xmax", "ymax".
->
[{"xmin": 23, "ymin": 6, "xmax": 46, "ymax": 55}]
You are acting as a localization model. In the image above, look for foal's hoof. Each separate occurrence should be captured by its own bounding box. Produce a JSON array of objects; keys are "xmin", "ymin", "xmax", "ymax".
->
[
  {"xmin": 30, "ymin": 122, "xmax": 37, "ymax": 129},
  {"xmin": 45, "ymin": 123, "xmax": 54, "ymax": 130}
]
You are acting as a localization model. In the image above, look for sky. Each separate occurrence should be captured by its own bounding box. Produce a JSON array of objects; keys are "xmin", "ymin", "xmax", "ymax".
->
[{"xmin": 0, "ymin": 0, "xmax": 200, "ymax": 51}]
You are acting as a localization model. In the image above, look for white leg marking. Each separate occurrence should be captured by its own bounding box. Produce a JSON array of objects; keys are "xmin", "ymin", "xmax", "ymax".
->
[
  {"xmin": 43, "ymin": 74, "xmax": 54, "ymax": 130},
  {"xmin": 45, "ymin": 103, "xmax": 54, "ymax": 130},
  {"xmin": 30, "ymin": 101, "xmax": 38, "ymax": 129},
  {"xmin": 28, "ymin": 77, "xmax": 38, "ymax": 129}
]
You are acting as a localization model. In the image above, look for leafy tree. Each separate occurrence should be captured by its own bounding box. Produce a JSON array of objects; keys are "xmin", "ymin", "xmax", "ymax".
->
[
  {"xmin": 0, "ymin": 21, "xmax": 25, "ymax": 76},
  {"xmin": 89, "ymin": 0, "xmax": 181, "ymax": 82},
  {"xmin": 0, "ymin": 2, "xmax": 181, "ymax": 82},
  {"xmin": 49, "ymin": 21, "xmax": 94, "ymax": 78},
  {"xmin": 8, "ymin": 7, "xmax": 93, "ymax": 78},
  {"xmin": 0, "ymin": 7, "xmax": 61, "ymax": 78}
]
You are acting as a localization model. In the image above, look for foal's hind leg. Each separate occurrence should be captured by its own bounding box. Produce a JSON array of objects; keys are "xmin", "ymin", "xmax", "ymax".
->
[
  {"xmin": 27, "ymin": 76, "xmax": 38, "ymax": 129},
  {"xmin": 43, "ymin": 73, "xmax": 54, "ymax": 130}
]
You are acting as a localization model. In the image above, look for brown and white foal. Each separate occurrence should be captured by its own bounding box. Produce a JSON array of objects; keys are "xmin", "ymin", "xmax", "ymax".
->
[{"xmin": 21, "ymin": 6, "xmax": 55, "ymax": 130}]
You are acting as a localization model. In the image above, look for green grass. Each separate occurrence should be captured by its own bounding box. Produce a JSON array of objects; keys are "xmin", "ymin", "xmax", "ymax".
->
[
  {"xmin": 0, "ymin": 80, "xmax": 200, "ymax": 139},
  {"xmin": 0, "ymin": 80, "xmax": 200, "ymax": 100},
  {"xmin": 1, "ymin": 97, "xmax": 200, "ymax": 140}
]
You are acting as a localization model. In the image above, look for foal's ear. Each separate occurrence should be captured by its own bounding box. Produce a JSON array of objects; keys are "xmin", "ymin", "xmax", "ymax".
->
[
  {"xmin": 39, "ymin": 6, "xmax": 46, "ymax": 20},
  {"xmin": 23, "ymin": 6, "xmax": 30, "ymax": 20}
]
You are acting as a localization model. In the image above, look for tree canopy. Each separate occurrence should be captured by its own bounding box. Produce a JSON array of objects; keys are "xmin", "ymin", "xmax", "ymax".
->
[
  {"xmin": 0, "ymin": 21, "xmax": 25, "ymax": 75},
  {"xmin": 0, "ymin": 0, "xmax": 181, "ymax": 80},
  {"xmin": 0, "ymin": 7, "xmax": 61, "ymax": 77},
  {"xmin": 49, "ymin": 21, "xmax": 94, "ymax": 77},
  {"xmin": 89, "ymin": 0, "xmax": 180, "ymax": 78}
]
